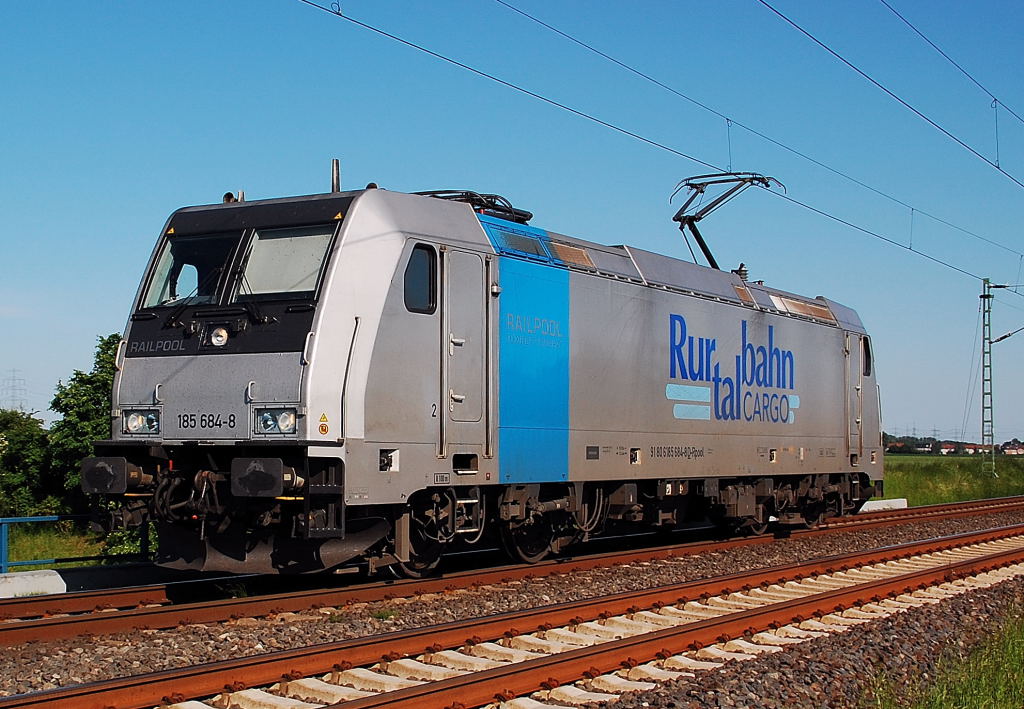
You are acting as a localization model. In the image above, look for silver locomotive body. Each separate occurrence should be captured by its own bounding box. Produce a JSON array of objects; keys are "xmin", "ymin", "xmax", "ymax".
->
[{"xmin": 83, "ymin": 188, "xmax": 882, "ymax": 573}]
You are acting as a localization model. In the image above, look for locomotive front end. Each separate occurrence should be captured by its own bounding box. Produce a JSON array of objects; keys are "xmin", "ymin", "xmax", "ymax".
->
[{"xmin": 82, "ymin": 192, "xmax": 387, "ymax": 573}]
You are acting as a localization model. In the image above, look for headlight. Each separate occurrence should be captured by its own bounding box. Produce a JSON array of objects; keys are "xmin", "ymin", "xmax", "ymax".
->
[
  {"xmin": 123, "ymin": 409, "xmax": 160, "ymax": 435},
  {"xmin": 255, "ymin": 408, "xmax": 298, "ymax": 434},
  {"xmin": 210, "ymin": 326, "xmax": 229, "ymax": 347},
  {"xmin": 276, "ymin": 410, "xmax": 296, "ymax": 433},
  {"xmin": 259, "ymin": 411, "xmax": 277, "ymax": 432}
]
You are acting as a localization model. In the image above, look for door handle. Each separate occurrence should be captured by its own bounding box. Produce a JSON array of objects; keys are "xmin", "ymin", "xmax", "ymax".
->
[
  {"xmin": 449, "ymin": 390, "xmax": 466, "ymax": 407},
  {"xmin": 449, "ymin": 334, "xmax": 466, "ymax": 355},
  {"xmin": 302, "ymin": 331, "xmax": 316, "ymax": 365}
]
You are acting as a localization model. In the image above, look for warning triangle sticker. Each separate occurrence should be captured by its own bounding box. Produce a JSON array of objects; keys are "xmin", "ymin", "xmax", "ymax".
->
[
  {"xmin": 319, "ymin": 413, "xmax": 329, "ymax": 423},
  {"xmin": 166, "ymin": 227, "xmax": 175, "ymax": 234},
  {"xmin": 333, "ymin": 212, "xmax": 344, "ymax": 220}
]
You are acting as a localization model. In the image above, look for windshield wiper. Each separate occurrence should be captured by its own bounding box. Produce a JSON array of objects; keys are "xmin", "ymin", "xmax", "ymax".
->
[
  {"xmin": 235, "ymin": 274, "xmax": 275, "ymax": 325},
  {"xmin": 164, "ymin": 267, "xmax": 223, "ymax": 329}
]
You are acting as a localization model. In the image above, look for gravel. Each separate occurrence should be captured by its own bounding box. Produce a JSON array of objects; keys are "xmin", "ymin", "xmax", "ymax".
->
[
  {"xmin": 599, "ymin": 575, "xmax": 1024, "ymax": 709},
  {"xmin": 1, "ymin": 509, "xmax": 1022, "ymax": 698}
]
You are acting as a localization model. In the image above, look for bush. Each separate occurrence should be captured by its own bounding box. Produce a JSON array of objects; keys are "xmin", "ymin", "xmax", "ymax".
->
[{"xmin": 0, "ymin": 409, "xmax": 58, "ymax": 517}]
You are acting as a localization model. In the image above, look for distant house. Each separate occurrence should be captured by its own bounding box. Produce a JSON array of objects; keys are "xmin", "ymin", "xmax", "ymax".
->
[
  {"xmin": 1004, "ymin": 444, "xmax": 1024, "ymax": 456},
  {"xmin": 939, "ymin": 444, "xmax": 957, "ymax": 455}
]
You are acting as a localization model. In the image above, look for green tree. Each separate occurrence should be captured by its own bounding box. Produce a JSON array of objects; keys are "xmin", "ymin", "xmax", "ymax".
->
[
  {"xmin": 49, "ymin": 333, "xmax": 121, "ymax": 512},
  {"xmin": 0, "ymin": 409, "xmax": 55, "ymax": 516}
]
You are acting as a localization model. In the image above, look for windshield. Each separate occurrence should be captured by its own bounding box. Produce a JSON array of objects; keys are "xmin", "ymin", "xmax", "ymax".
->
[
  {"xmin": 231, "ymin": 224, "xmax": 335, "ymax": 302},
  {"xmin": 141, "ymin": 233, "xmax": 238, "ymax": 308}
]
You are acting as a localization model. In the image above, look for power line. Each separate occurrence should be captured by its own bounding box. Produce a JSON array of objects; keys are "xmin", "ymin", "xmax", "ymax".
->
[
  {"xmin": 492, "ymin": 0, "xmax": 1024, "ymax": 259},
  {"xmin": 771, "ymin": 190, "xmax": 982, "ymax": 280},
  {"xmin": 878, "ymin": 0, "xmax": 1024, "ymax": 128},
  {"xmin": 755, "ymin": 0, "xmax": 1024, "ymax": 192},
  {"xmin": 295, "ymin": 0, "xmax": 719, "ymax": 172},
  {"xmin": 959, "ymin": 301, "xmax": 982, "ymax": 442},
  {"xmin": 295, "ymin": 0, "xmax": 1023, "ymax": 293},
  {"xmin": 994, "ymin": 295, "xmax": 1024, "ymax": 314}
]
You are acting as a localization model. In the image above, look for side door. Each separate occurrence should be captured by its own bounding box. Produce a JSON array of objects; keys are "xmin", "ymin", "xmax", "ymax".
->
[
  {"xmin": 440, "ymin": 248, "xmax": 489, "ymax": 452},
  {"xmin": 845, "ymin": 332, "xmax": 864, "ymax": 464}
]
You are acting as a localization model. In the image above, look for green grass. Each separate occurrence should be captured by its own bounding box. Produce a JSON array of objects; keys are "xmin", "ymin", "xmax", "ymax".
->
[
  {"xmin": 6, "ymin": 523, "xmax": 104, "ymax": 572},
  {"xmin": 867, "ymin": 457, "xmax": 1024, "ymax": 706},
  {"xmin": 868, "ymin": 610, "xmax": 1024, "ymax": 708},
  {"xmin": 881, "ymin": 455, "xmax": 1024, "ymax": 506}
]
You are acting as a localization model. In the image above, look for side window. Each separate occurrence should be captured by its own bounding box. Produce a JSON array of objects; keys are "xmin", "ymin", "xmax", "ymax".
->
[
  {"xmin": 862, "ymin": 336, "xmax": 872, "ymax": 377},
  {"xmin": 404, "ymin": 244, "xmax": 436, "ymax": 314}
]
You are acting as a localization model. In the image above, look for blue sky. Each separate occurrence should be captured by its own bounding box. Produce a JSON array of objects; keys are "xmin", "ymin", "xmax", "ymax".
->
[{"xmin": 2, "ymin": 1, "xmax": 1023, "ymax": 441}]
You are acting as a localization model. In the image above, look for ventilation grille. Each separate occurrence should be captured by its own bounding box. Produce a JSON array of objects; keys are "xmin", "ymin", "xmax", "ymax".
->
[
  {"xmin": 770, "ymin": 295, "xmax": 835, "ymax": 322},
  {"xmin": 548, "ymin": 241, "xmax": 595, "ymax": 268},
  {"xmin": 497, "ymin": 230, "xmax": 546, "ymax": 258},
  {"xmin": 733, "ymin": 284, "xmax": 755, "ymax": 304}
]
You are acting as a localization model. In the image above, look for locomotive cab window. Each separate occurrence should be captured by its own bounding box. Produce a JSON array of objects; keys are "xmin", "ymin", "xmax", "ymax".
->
[
  {"xmin": 862, "ymin": 336, "xmax": 873, "ymax": 377},
  {"xmin": 404, "ymin": 244, "xmax": 437, "ymax": 314},
  {"xmin": 141, "ymin": 232, "xmax": 237, "ymax": 308},
  {"xmin": 231, "ymin": 224, "xmax": 336, "ymax": 302}
]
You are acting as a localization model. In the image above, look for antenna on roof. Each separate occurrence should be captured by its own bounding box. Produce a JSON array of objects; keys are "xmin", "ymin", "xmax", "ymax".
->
[{"xmin": 670, "ymin": 172, "xmax": 782, "ymax": 270}]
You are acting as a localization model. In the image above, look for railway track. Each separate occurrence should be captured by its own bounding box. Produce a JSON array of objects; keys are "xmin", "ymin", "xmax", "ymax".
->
[
  {"xmin": 1, "ymin": 495, "xmax": 1021, "ymax": 647},
  {"xmin": 3, "ymin": 523, "xmax": 1023, "ymax": 709}
]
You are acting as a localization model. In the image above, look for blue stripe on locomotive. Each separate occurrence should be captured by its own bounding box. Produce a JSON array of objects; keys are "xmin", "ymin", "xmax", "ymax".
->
[{"xmin": 479, "ymin": 216, "xmax": 570, "ymax": 483}]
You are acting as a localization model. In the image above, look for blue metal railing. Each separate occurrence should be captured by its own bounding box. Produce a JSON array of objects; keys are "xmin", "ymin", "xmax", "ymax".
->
[{"xmin": 0, "ymin": 515, "xmax": 150, "ymax": 573}]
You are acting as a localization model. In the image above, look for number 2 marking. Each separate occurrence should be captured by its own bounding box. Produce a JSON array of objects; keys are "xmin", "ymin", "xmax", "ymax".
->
[{"xmin": 431, "ymin": 404, "xmax": 437, "ymax": 418}]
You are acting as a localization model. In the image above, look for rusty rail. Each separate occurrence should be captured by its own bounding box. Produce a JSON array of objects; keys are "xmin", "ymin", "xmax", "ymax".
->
[
  {"xmin": 351, "ymin": 544, "xmax": 1024, "ymax": 709},
  {"xmin": 3, "ymin": 523, "xmax": 1022, "ymax": 709},
  {"xmin": 1, "ymin": 494, "xmax": 1021, "ymax": 644},
  {"xmin": 826, "ymin": 494, "xmax": 1024, "ymax": 528},
  {"xmin": 0, "ymin": 585, "xmax": 170, "ymax": 622}
]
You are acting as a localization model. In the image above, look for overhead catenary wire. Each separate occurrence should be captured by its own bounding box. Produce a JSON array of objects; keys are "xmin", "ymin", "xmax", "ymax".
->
[
  {"xmin": 958, "ymin": 302, "xmax": 983, "ymax": 442},
  {"xmin": 756, "ymin": 0, "xmax": 1024, "ymax": 192},
  {"xmin": 492, "ymin": 0, "xmax": 1024, "ymax": 259},
  {"xmin": 295, "ymin": 0, "xmax": 718, "ymax": 173},
  {"xmin": 993, "ymin": 295, "xmax": 1024, "ymax": 314},
  {"xmin": 294, "ymin": 0, "xmax": 1024, "ymax": 296},
  {"xmin": 878, "ymin": 0, "xmax": 1024, "ymax": 128}
]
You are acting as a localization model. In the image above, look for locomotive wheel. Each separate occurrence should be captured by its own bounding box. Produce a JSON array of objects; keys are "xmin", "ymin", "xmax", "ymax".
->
[
  {"xmin": 397, "ymin": 540, "xmax": 443, "ymax": 578},
  {"xmin": 801, "ymin": 503, "xmax": 824, "ymax": 529},
  {"xmin": 744, "ymin": 503, "xmax": 771, "ymax": 535},
  {"xmin": 396, "ymin": 493, "xmax": 449, "ymax": 578},
  {"xmin": 500, "ymin": 517, "xmax": 552, "ymax": 564},
  {"xmin": 803, "ymin": 493, "xmax": 840, "ymax": 529}
]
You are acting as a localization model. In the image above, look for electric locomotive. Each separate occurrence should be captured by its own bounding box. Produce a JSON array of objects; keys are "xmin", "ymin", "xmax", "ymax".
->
[{"xmin": 82, "ymin": 169, "xmax": 882, "ymax": 574}]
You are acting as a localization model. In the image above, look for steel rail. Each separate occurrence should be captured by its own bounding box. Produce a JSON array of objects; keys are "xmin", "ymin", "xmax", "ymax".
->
[
  {"xmin": 346, "ymin": 543, "xmax": 1024, "ymax": 709},
  {"xmin": 1, "ymin": 495, "xmax": 1022, "ymax": 644},
  {"xmin": 827, "ymin": 494, "xmax": 1024, "ymax": 526},
  {"xmin": 0, "ymin": 585, "xmax": 169, "ymax": 622},
  {"xmin": 3, "ymin": 523, "xmax": 1022, "ymax": 709}
]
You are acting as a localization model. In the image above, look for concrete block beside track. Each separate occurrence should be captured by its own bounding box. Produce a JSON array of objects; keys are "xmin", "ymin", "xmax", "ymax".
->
[
  {"xmin": 858, "ymin": 498, "xmax": 909, "ymax": 512},
  {"xmin": 0, "ymin": 569, "xmax": 66, "ymax": 598}
]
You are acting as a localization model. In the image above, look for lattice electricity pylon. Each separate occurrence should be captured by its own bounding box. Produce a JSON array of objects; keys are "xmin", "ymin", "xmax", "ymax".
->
[
  {"xmin": 981, "ymin": 279, "xmax": 1024, "ymax": 477},
  {"xmin": 0, "ymin": 369, "xmax": 28, "ymax": 411},
  {"xmin": 980, "ymin": 280, "xmax": 996, "ymax": 478}
]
